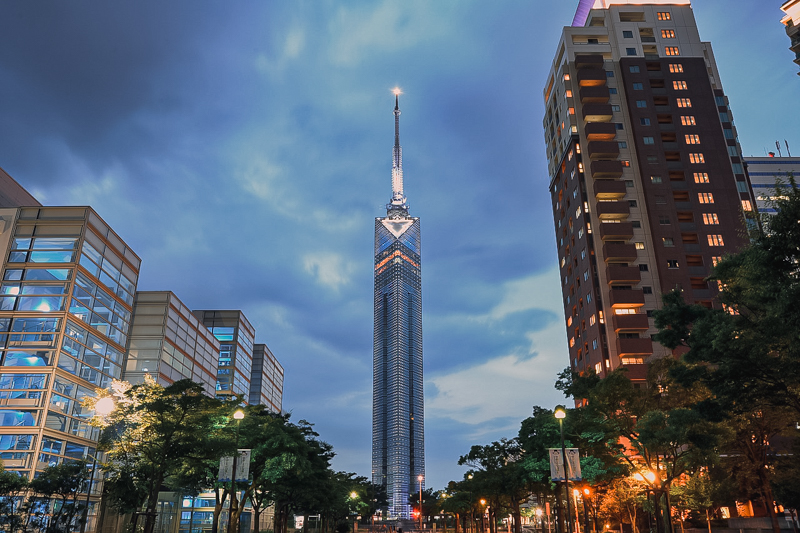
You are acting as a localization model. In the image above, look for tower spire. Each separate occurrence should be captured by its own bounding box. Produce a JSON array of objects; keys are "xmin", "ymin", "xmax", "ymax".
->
[{"xmin": 388, "ymin": 88, "xmax": 408, "ymax": 217}]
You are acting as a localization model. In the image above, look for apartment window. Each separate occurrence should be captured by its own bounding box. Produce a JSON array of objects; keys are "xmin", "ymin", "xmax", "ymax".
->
[
  {"xmin": 658, "ymin": 12, "xmax": 672, "ymax": 20},
  {"xmin": 702, "ymin": 213, "xmax": 719, "ymax": 225},
  {"xmin": 587, "ymin": 293, "xmax": 592, "ymax": 303},
  {"xmin": 626, "ymin": 48, "xmax": 637, "ymax": 56},
  {"xmin": 612, "ymin": 105, "xmax": 621, "ymax": 111},
  {"xmin": 636, "ymin": 100, "xmax": 647, "ymax": 108},
  {"xmin": 698, "ymin": 192, "xmax": 714, "ymax": 204},
  {"xmin": 629, "ymin": 200, "xmax": 638, "ymax": 207},
  {"xmin": 606, "ymin": 71, "xmax": 615, "ymax": 78},
  {"xmin": 689, "ymin": 153, "xmax": 705, "ymax": 164},
  {"xmin": 630, "ymin": 65, "xmax": 640, "ymax": 72},
  {"xmin": 732, "ymin": 163, "xmax": 744, "ymax": 174},
  {"xmin": 584, "ymin": 270, "xmax": 589, "ymax": 281},
  {"xmin": 633, "ymin": 82, "xmax": 643, "ymax": 90},
  {"xmin": 569, "ymin": 107, "xmax": 575, "ymax": 115},
  {"xmin": 742, "ymin": 199, "xmax": 753, "ymax": 211},
  {"xmin": 693, "ymin": 172, "xmax": 710, "ymax": 183},
  {"xmin": 643, "ymin": 286, "xmax": 653, "ymax": 294},
  {"xmin": 736, "ymin": 181, "xmax": 749, "ymax": 193},
  {"xmin": 727, "ymin": 145, "xmax": 738, "ymax": 156},
  {"xmin": 669, "ymin": 63, "xmax": 684, "ymax": 73},
  {"xmin": 609, "ymin": 88, "xmax": 618, "ymax": 94},
  {"xmin": 632, "ymin": 221, "xmax": 641, "ymax": 228},
  {"xmin": 708, "ymin": 234, "xmax": 725, "ymax": 247},
  {"xmin": 564, "ymin": 73, "xmax": 571, "ymax": 81},
  {"xmin": 711, "ymin": 256, "xmax": 722, "ymax": 266},
  {"xmin": 661, "ymin": 29, "xmax": 676, "ymax": 38},
  {"xmin": 589, "ymin": 314, "xmax": 596, "ymax": 326},
  {"xmin": 635, "ymin": 242, "xmax": 645, "ymax": 250},
  {"xmin": 680, "ymin": 115, "xmax": 696, "ymax": 126},
  {"xmin": 673, "ymin": 80, "xmax": 687, "ymax": 90},
  {"xmin": 643, "ymin": 136, "xmax": 655, "ymax": 145},
  {"xmin": 663, "ymin": 237, "xmax": 675, "ymax": 247},
  {"xmin": 616, "ymin": 123, "xmax": 625, "ymax": 130},
  {"xmin": 625, "ymin": 180, "xmax": 634, "ymax": 187},
  {"xmin": 623, "ymin": 30, "xmax": 634, "ymax": 38},
  {"xmin": 685, "ymin": 134, "xmax": 700, "ymax": 144},
  {"xmin": 639, "ymin": 264, "xmax": 649, "ymax": 271},
  {"xmin": 592, "ymin": 339, "xmax": 598, "ymax": 350},
  {"xmin": 569, "ymin": 337, "xmax": 575, "ymax": 348},
  {"xmin": 651, "ymin": 176, "xmax": 662, "ymax": 184},
  {"xmin": 581, "ymin": 249, "xmax": 586, "ymax": 259},
  {"xmin": 640, "ymin": 118, "xmax": 651, "ymax": 126},
  {"xmin": 621, "ymin": 160, "xmax": 631, "ymax": 167},
  {"xmin": 659, "ymin": 215, "xmax": 670, "ymax": 224},
  {"xmin": 677, "ymin": 98, "xmax": 692, "ymax": 108},
  {"xmin": 715, "ymin": 96, "xmax": 726, "ymax": 105},
  {"xmin": 618, "ymin": 141, "xmax": 628, "ymax": 148},
  {"xmin": 724, "ymin": 129, "xmax": 734, "ymax": 139},
  {"xmin": 647, "ymin": 156, "xmax": 658, "ymax": 164},
  {"xmin": 667, "ymin": 260, "xmax": 679, "ymax": 268},
  {"xmin": 566, "ymin": 89, "xmax": 573, "ymax": 98},
  {"xmin": 719, "ymin": 112, "xmax": 730, "ymax": 122},
  {"xmin": 665, "ymin": 46, "xmax": 680, "ymax": 56}
]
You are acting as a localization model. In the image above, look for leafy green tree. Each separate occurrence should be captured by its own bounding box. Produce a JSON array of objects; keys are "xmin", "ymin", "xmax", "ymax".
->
[
  {"xmin": 0, "ymin": 463, "xmax": 28, "ymax": 532},
  {"xmin": 88, "ymin": 378, "xmax": 232, "ymax": 533},
  {"xmin": 408, "ymin": 488, "xmax": 440, "ymax": 526},
  {"xmin": 28, "ymin": 460, "xmax": 89, "ymax": 533}
]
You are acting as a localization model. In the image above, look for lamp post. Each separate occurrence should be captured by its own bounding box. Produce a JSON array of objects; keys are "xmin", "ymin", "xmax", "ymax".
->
[
  {"xmin": 480, "ymin": 500, "xmax": 487, "ymax": 533},
  {"xmin": 229, "ymin": 409, "xmax": 245, "ymax": 533},
  {"xmin": 80, "ymin": 396, "xmax": 115, "ymax": 533},
  {"xmin": 418, "ymin": 475, "xmax": 424, "ymax": 530},
  {"xmin": 351, "ymin": 491, "xmax": 359, "ymax": 532},
  {"xmin": 554, "ymin": 406, "xmax": 572, "ymax": 533}
]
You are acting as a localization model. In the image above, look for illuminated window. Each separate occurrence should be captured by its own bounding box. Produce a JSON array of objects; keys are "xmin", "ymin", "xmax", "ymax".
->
[
  {"xmin": 711, "ymin": 256, "xmax": 722, "ymax": 266},
  {"xmin": 677, "ymin": 98, "xmax": 692, "ymax": 108},
  {"xmin": 651, "ymin": 176, "xmax": 662, "ymax": 183},
  {"xmin": 578, "ymin": 162, "xmax": 584, "ymax": 173},
  {"xmin": 669, "ymin": 63, "xmax": 683, "ymax": 73},
  {"xmin": 564, "ymin": 73, "xmax": 570, "ymax": 81},
  {"xmin": 742, "ymin": 199, "xmax": 753, "ymax": 211},
  {"xmin": 589, "ymin": 314, "xmax": 596, "ymax": 326},
  {"xmin": 658, "ymin": 12, "xmax": 672, "ymax": 20},
  {"xmin": 665, "ymin": 46, "xmax": 680, "ymax": 56},
  {"xmin": 575, "ymin": 143, "xmax": 581, "ymax": 154},
  {"xmin": 566, "ymin": 89, "xmax": 573, "ymax": 98},
  {"xmin": 685, "ymin": 134, "xmax": 700, "ymax": 144},
  {"xmin": 569, "ymin": 107, "xmax": 575, "ymax": 115},
  {"xmin": 567, "ymin": 316, "xmax": 573, "ymax": 327},
  {"xmin": 681, "ymin": 116, "xmax": 696, "ymax": 126},
  {"xmin": 690, "ymin": 153, "xmax": 705, "ymax": 164},
  {"xmin": 693, "ymin": 172, "xmax": 709, "ymax": 183},
  {"xmin": 667, "ymin": 260, "xmax": 679, "ymax": 269},
  {"xmin": 568, "ymin": 149, "xmax": 574, "ymax": 161},
  {"xmin": 569, "ymin": 337, "xmax": 575, "ymax": 348},
  {"xmin": 635, "ymin": 242, "xmax": 645, "ymax": 250},
  {"xmin": 663, "ymin": 237, "xmax": 674, "ymax": 247},
  {"xmin": 707, "ymin": 234, "xmax": 724, "ymax": 246},
  {"xmin": 621, "ymin": 160, "xmax": 631, "ymax": 167},
  {"xmin": 702, "ymin": 213, "xmax": 719, "ymax": 225},
  {"xmin": 698, "ymin": 192, "xmax": 714, "ymax": 204},
  {"xmin": 673, "ymin": 80, "xmax": 687, "ymax": 90},
  {"xmin": 661, "ymin": 29, "xmax": 676, "ymax": 38}
]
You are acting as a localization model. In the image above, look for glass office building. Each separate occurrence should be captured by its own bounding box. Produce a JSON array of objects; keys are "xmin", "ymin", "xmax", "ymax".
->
[
  {"xmin": 372, "ymin": 94, "xmax": 425, "ymax": 519},
  {"xmin": 192, "ymin": 310, "xmax": 255, "ymax": 401},
  {"xmin": 249, "ymin": 343, "xmax": 283, "ymax": 412},
  {"xmin": 0, "ymin": 206, "xmax": 140, "ymax": 529}
]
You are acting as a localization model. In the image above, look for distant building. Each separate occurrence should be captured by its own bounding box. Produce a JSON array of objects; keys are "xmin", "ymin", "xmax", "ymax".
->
[
  {"xmin": 543, "ymin": 0, "xmax": 756, "ymax": 377},
  {"xmin": 372, "ymin": 93, "xmax": 425, "ymax": 519},
  {"xmin": 249, "ymin": 343, "xmax": 283, "ymax": 412},
  {"xmin": 781, "ymin": 0, "xmax": 800, "ymax": 75},
  {"xmin": 192, "ymin": 310, "xmax": 255, "ymax": 401},
  {"xmin": 0, "ymin": 166, "xmax": 40, "ymax": 208},
  {"xmin": 126, "ymin": 291, "xmax": 219, "ymax": 397},
  {"xmin": 744, "ymin": 155, "xmax": 800, "ymax": 215},
  {"xmin": 0, "ymin": 206, "xmax": 140, "ymax": 530}
]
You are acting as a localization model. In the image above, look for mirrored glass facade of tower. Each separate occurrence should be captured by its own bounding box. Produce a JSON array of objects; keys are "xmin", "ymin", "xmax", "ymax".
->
[{"xmin": 372, "ymin": 93, "xmax": 425, "ymax": 519}]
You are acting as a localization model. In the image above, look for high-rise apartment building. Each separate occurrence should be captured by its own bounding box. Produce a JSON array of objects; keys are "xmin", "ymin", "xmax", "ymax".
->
[
  {"xmin": 0, "ymin": 206, "xmax": 140, "ymax": 528},
  {"xmin": 744, "ymin": 155, "xmax": 800, "ymax": 215},
  {"xmin": 544, "ymin": 0, "xmax": 756, "ymax": 378},
  {"xmin": 249, "ymin": 343, "xmax": 283, "ymax": 412},
  {"xmin": 781, "ymin": 0, "xmax": 800, "ymax": 76},
  {"xmin": 372, "ymin": 93, "xmax": 424, "ymax": 519},
  {"xmin": 126, "ymin": 291, "xmax": 219, "ymax": 397}
]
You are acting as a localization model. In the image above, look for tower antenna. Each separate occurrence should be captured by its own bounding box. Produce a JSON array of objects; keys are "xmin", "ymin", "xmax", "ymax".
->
[{"xmin": 388, "ymin": 88, "xmax": 408, "ymax": 216}]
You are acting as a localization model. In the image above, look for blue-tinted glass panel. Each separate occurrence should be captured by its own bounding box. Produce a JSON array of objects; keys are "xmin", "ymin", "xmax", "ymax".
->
[
  {"xmin": 79, "ymin": 255, "xmax": 101, "ymax": 276},
  {"xmin": 82, "ymin": 243, "xmax": 103, "ymax": 264},
  {"xmin": 69, "ymin": 299, "xmax": 91, "ymax": 322},
  {"xmin": 29, "ymin": 251, "xmax": 74, "ymax": 263},
  {"xmin": 57, "ymin": 354, "xmax": 79, "ymax": 375},
  {"xmin": 16, "ymin": 296, "xmax": 64, "ymax": 312},
  {"xmin": 24, "ymin": 269, "xmax": 71, "ymax": 281},
  {"xmin": 12, "ymin": 318, "xmax": 59, "ymax": 333},
  {"xmin": 64, "ymin": 322, "xmax": 88, "ymax": 343},
  {"xmin": 4, "ymin": 270, "xmax": 22, "ymax": 281},
  {"xmin": 0, "ymin": 410, "xmax": 37, "ymax": 426},
  {"xmin": 13, "ymin": 238, "xmax": 31, "ymax": 250},
  {"xmin": 8, "ymin": 252, "xmax": 27, "ymax": 263},
  {"xmin": 21, "ymin": 285, "xmax": 66, "ymax": 296},
  {"xmin": 2, "ymin": 351, "xmax": 50, "ymax": 367},
  {"xmin": 32, "ymin": 238, "xmax": 77, "ymax": 250},
  {"xmin": 0, "ymin": 374, "xmax": 47, "ymax": 389},
  {"xmin": 62, "ymin": 338, "xmax": 83, "ymax": 357},
  {"xmin": 0, "ymin": 434, "xmax": 35, "ymax": 451},
  {"xmin": 1, "ymin": 284, "xmax": 20, "ymax": 295},
  {"xmin": 0, "ymin": 297, "xmax": 16, "ymax": 311}
]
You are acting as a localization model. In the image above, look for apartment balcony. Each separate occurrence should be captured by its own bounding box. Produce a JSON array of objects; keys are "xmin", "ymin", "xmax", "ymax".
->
[
  {"xmin": 591, "ymin": 159, "xmax": 623, "ymax": 178},
  {"xmin": 577, "ymin": 68, "xmax": 607, "ymax": 86},
  {"xmin": 616, "ymin": 337, "xmax": 654, "ymax": 356},
  {"xmin": 602, "ymin": 242, "xmax": 637, "ymax": 262},
  {"xmin": 606, "ymin": 265, "xmax": 641, "ymax": 285},
  {"xmin": 612, "ymin": 314, "xmax": 650, "ymax": 332},
  {"xmin": 594, "ymin": 179, "xmax": 626, "ymax": 200},
  {"xmin": 582, "ymin": 103, "xmax": 613, "ymax": 122},
  {"xmin": 595, "ymin": 200, "xmax": 629, "ymax": 220},
  {"xmin": 599, "ymin": 222, "xmax": 634, "ymax": 241},
  {"xmin": 580, "ymin": 86, "xmax": 610, "ymax": 104},
  {"xmin": 585, "ymin": 122, "xmax": 616, "ymax": 141},
  {"xmin": 575, "ymin": 54, "xmax": 604, "ymax": 69},
  {"xmin": 587, "ymin": 141, "xmax": 620, "ymax": 160},
  {"xmin": 609, "ymin": 288, "xmax": 645, "ymax": 308}
]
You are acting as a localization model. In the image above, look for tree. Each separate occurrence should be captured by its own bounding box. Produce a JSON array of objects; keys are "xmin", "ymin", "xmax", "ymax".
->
[
  {"xmin": 88, "ymin": 378, "xmax": 232, "ymax": 533},
  {"xmin": 28, "ymin": 460, "xmax": 89, "ymax": 533},
  {"xmin": 0, "ymin": 463, "xmax": 28, "ymax": 532},
  {"xmin": 408, "ymin": 488, "xmax": 440, "ymax": 526}
]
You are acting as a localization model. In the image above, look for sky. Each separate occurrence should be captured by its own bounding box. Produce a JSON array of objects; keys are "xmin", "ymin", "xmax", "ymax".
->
[{"xmin": 0, "ymin": 1, "xmax": 797, "ymax": 490}]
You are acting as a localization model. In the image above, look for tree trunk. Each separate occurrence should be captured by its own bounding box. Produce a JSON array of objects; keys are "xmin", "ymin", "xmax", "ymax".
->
[
  {"xmin": 512, "ymin": 499, "xmax": 522, "ymax": 533},
  {"xmin": 143, "ymin": 477, "xmax": 165, "ymax": 533},
  {"xmin": 213, "ymin": 488, "xmax": 230, "ymax": 533}
]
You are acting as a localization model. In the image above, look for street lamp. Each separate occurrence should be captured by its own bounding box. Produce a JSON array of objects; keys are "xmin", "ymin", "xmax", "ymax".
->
[
  {"xmin": 479, "ymin": 500, "xmax": 487, "ymax": 533},
  {"xmin": 418, "ymin": 475, "xmax": 424, "ymax": 530},
  {"xmin": 228, "ymin": 409, "xmax": 245, "ymax": 533},
  {"xmin": 554, "ymin": 406, "xmax": 573, "ymax": 533},
  {"xmin": 80, "ymin": 396, "xmax": 116, "ymax": 533}
]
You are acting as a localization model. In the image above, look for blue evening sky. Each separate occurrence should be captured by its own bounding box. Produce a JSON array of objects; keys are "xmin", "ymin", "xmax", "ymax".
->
[{"xmin": 0, "ymin": 1, "xmax": 796, "ymax": 489}]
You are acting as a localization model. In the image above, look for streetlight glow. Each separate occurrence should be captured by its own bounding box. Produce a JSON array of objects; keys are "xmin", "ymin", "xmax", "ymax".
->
[
  {"xmin": 554, "ymin": 405, "xmax": 566, "ymax": 419},
  {"xmin": 233, "ymin": 409, "xmax": 245, "ymax": 420},
  {"xmin": 94, "ymin": 396, "xmax": 115, "ymax": 417}
]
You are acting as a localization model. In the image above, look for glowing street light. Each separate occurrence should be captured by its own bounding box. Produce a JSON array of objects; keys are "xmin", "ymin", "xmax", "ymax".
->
[
  {"xmin": 80, "ymin": 396, "xmax": 116, "ymax": 533},
  {"xmin": 554, "ymin": 406, "xmax": 573, "ymax": 533},
  {"xmin": 418, "ymin": 474, "xmax": 424, "ymax": 530}
]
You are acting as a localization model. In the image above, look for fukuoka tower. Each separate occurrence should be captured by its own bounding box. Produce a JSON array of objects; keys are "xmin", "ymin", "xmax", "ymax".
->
[{"xmin": 372, "ymin": 90, "xmax": 425, "ymax": 520}]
